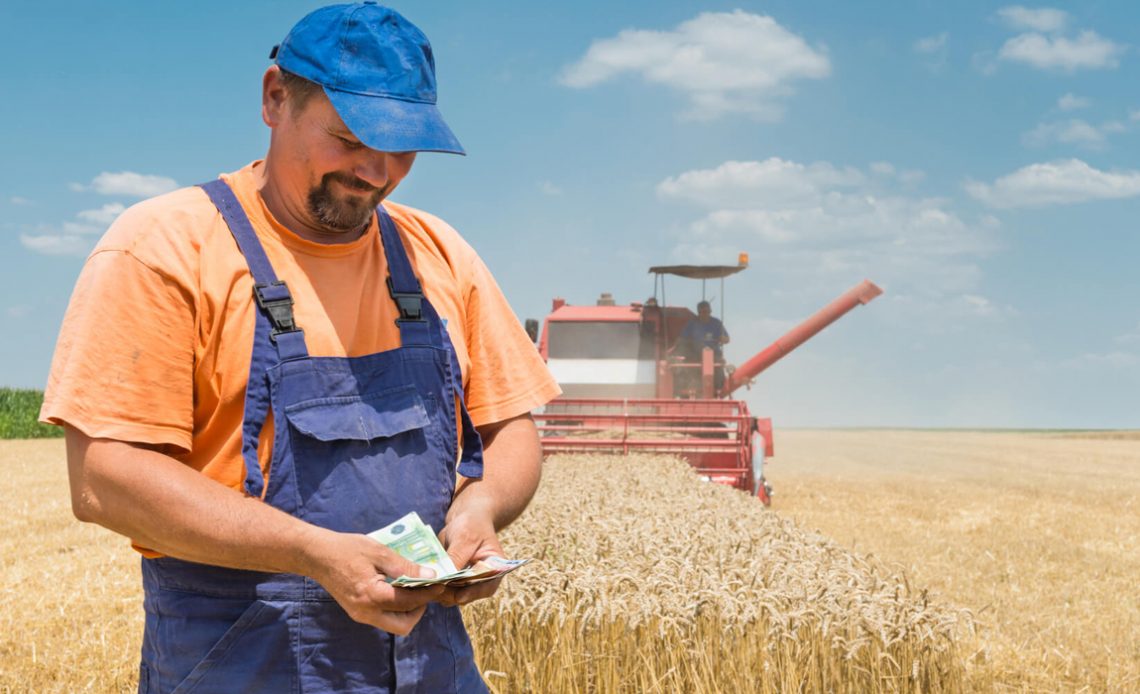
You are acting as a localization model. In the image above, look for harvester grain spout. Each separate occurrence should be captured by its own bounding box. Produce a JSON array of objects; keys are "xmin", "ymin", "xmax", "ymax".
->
[{"xmin": 720, "ymin": 280, "xmax": 883, "ymax": 397}]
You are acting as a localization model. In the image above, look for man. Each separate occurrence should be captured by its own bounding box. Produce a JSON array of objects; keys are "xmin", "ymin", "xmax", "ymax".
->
[
  {"xmin": 40, "ymin": 4, "xmax": 558, "ymax": 692},
  {"xmin": 678, "ymin": 300, "xmax": 730, "ymax": 392}
]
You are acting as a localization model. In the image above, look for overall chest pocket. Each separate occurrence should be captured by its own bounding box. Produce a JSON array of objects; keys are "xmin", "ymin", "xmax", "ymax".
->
[
  {"xmin": 285, "ymin": 387, "xmax": 432, "ymax": 442},
  {"xmin": 282, "ymin": 386, "xmax": 449, "ymax": 530}
]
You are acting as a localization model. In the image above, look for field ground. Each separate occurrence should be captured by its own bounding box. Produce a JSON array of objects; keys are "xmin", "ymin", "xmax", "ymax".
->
[
  {"xmin": 773, "ymin": 430, "xmax": 1140, "ymax": 693},
  {"xmin": 1, "ymin": 432, "xmax": 1137, "ymax": 692}
]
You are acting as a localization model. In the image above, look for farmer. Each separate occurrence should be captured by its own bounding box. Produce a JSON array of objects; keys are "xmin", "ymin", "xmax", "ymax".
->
[
  {"xmin": 678, "ymin": 300, "xmax": 730, "ymax": 392},
  {"xmin": 40, "ymin": 4, "xmax": 558, "ymax": 692}
]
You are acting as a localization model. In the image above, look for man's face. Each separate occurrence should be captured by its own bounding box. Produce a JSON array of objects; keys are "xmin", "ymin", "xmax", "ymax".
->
[
  {"xmin": 269, "ymin": 81, "xmax": 417, "ymax": 234},
  {"xmin": 698, "ymin": 305, "xmax": 712, "ymax": 321}
]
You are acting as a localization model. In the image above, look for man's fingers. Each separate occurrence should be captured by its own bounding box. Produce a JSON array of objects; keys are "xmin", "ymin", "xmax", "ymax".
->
[
  {"xmin": 445, "ymin": 540, "xmax": 477, "ymax": 573},
  {"xmin": 371, "ymin": 543, "xmax": 436, "ymax": 581},
  {"xmin": 365, "ymin": 579, "xmax": 444, "ymax": 612},
  {"xmin": 436, "ymin": 576, "xmax": 503, "ymax": 607},
  {"xmin": 371, "ymin": 605, "xmax": 427, "ymax": 637}
]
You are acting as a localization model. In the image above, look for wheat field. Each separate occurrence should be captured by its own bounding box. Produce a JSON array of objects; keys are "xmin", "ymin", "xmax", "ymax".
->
[
  {"xmin": 1, "ymin": 432, "xmax": 1137, "ymax": 692},
  {"xmin": 773, "ymin": 430, "xmax": 1140, "ymax": 693}
]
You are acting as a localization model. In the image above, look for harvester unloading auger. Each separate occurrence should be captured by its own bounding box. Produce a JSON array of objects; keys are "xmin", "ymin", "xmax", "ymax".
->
[{"xmin": 530, "ymin": 256, "xmax": 882, "ymax": 505}]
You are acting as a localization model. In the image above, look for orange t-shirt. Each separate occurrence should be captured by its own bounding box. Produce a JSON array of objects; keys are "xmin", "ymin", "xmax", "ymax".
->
[{"xmin": 42, "ymin": 161, "xmax": 559, "ymax": 499}]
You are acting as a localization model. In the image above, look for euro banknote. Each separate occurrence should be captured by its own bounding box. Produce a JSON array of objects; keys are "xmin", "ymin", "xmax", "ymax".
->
[
  {"xmin": 367, "ymin": 511, "xmax": 530, "ymax": 589},
  {"xmin": 367, "ymin": 511, "xmax": 458, "ymax": 578}
]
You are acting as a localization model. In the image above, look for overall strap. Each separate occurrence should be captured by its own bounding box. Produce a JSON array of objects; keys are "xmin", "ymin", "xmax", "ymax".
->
[
  {"xmin": 199, "ymin": 180, "xmax": 308, "ymax": 359},
  {"xmin": 198, "ymin": 179, "xmax": 308, "ymax": 497},
  {"xmin": 376, "ymin": 210, "xmax": 438, "ymax": 348},
  {"xmin": 377, "ymin": 207, "xmax": 484, "ymax": 479}
]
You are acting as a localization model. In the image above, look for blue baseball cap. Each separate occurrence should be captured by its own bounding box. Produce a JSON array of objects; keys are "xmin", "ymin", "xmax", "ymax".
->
[{"xmin": 270, "ymin": 2, "xmax": 464, "ymax": 155}]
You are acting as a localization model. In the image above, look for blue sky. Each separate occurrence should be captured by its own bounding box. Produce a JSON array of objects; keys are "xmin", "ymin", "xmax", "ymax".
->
[{"xmin": 2, "ymin": 1, "xmax": 1139, "ymax": 428}]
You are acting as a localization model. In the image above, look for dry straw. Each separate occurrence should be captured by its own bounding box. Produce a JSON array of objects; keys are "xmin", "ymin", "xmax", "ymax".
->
[{"xmin": 466, "ymin": 453, "xmax": 971, "ymax": 693}]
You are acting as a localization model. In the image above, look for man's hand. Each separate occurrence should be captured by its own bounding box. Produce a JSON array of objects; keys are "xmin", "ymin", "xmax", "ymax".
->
[
  {"xmin": 436, "ymin": 504, "xmax": 505, "ymax": 607},
  {"xmin": 433, "ymin": 413, "xmax": 543, "ymax": 607},
  {"xmin": 304, "ymin": 530, "xmax": 444, "ymax": 635}
]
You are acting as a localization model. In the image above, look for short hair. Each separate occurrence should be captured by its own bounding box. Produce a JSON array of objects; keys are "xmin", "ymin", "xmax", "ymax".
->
[
  {"xmin": 697, "ymin": 300, "xmax": 711, "ymax": 311},
  {"xmin": 279, "ymin": 68, "xmax": 323, "ymax": 113}
]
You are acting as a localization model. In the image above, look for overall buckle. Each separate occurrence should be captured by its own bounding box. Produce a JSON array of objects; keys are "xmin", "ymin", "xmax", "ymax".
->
[
  {"xmin": 254, "ymin": 281, "xmax": 303, "ymax": 341},
  {"xmin": 387, "ymin": 277, "xmax": 426, "ymax": 322}
]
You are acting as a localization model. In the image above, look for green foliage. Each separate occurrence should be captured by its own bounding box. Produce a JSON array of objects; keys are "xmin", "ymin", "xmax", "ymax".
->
[{"xmin": 0, "ymin": 388, "xmax": 63, "ymax": 439}]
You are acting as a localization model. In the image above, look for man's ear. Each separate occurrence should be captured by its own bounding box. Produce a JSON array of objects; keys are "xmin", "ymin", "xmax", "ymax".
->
[{"xmin": 262, "ymin": 66, "xmax": 289, "ymax": 128}]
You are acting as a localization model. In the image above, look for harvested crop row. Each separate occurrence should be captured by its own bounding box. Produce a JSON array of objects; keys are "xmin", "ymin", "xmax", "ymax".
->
[{"xmin": 465, "ymin": 453, "xmax": 971, "ymax": 693}]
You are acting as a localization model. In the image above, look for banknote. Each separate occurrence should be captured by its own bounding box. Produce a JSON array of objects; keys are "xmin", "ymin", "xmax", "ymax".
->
[
  {"xmin": 368, "ymin": 512, "xmax": 531, "ymax": 589},
  {"xmin": 367, "ymin": 511, "xmax": 458, "ymax": 578},
  {"xmin": 390, "ymin": 556, "xmax": 530, "ymax": 588}
]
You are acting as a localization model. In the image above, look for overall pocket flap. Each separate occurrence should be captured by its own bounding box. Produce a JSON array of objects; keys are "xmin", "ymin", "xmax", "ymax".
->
[{"xmin": 284, "ymin": 388, "xmax": 431, "ymax": 442}]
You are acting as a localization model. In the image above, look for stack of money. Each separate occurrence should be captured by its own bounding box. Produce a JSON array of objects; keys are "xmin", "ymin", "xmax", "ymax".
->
[{"xmin": 368, "ymin": 511, "xmax": 530, "ymax": 589}]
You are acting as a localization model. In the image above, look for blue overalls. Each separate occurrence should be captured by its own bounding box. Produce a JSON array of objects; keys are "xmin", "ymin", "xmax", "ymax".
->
[{"xmin": 137, "ymin": 179, "xmax": 488, "ymax": 693}]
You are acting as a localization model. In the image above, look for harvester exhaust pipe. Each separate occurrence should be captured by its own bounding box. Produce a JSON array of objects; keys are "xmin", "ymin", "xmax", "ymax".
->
[{"xmin": 721, "ymin": 279, "xmax": 883, "ymax": 397}]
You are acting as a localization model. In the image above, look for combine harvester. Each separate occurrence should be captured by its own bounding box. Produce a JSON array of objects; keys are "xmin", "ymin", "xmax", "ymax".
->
[{"xmin": 530, "ymin": 256, "xmax": 882, "ymax": 505}]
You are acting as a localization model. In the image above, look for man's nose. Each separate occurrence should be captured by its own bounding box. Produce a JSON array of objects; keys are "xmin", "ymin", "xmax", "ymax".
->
[{"xmin": 354, "ymin": 152, "xmax": 391, "ymax": 189}]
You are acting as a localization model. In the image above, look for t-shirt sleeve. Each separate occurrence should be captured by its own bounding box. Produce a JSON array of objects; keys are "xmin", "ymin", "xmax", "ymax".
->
[
  {"xmin": 460, "ymin": 253, "xmax": 561, "ymax": 427},
  {"xmin": 40, "ymin": 248, "xmax": 195, "ymax": 451}
]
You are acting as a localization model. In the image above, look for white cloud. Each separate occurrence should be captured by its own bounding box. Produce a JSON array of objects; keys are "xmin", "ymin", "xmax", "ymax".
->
[
  {"xmin": 559, "ymin": 10, "xmax": 830, "ymax": 121},
  {"xmin": 1131, "ymin": 109, "xmax": 1140, "ymax": 122},
  {"xmin": 20, "ymin": 171, "xmax": 169, "ymax": 258},
  {"xmin": 870, "ymin": 161, "xmax": 896, "ymax": 176},
  {"xmin": 899, "ymin": 169, "xmax": 927, "ymax": 185},
  {"xmin": 76, "ymin": 202, "xmax": 126, "ymax": 225},
  {"xmin": 965, "ymin": 159, "xmax": 1140, "ymax": 208},
  {"xmin": 998, "ymin": 30, "xmax": 1124, "ymax": 72},
  {"xmin": 62, "ymin": 221, "xmax": 102, "ymax": 236},
  {"xmin": 19, "ymin": 233, "xmax": 92, "ymax": 256},
  {"xmin": 72, "ymin": 171, "xmax": 179, "ymax": 198},
  {"xmin": 997, "ymin": 6, "xmax": 1069, "ymax": 33},
  {"xmin": 657, "ymin": 158, "xmax": 864, "ymax": 208},
  {"xmin": 1057, "ymin": 93, "xmax": 1090, "ymax": 110},
  {"xmin": 914, "ymin": 32, "xmax": 948, "ymax": 54},
  {"xmin": 538, "ymin": 181, "xmax": 563, "ymax": 196},
  {"xmin": 962, "ymin": 294, "xmax": 994, "ymax": 316},
  {"xmin": 971, "ymin": 50, "xmax": 1000, "ymax": 75},
  {"xmin": 659, "ymin": 158, "xmax": 1001, "ymax": 317},
  {"xmin": 1116, "ymin": 323, "xmax": 1140, "ymax": 345},
  {"xmin": 20, "ymin": 203, "xmax": 125, "ymax": 256},
  {"xmin": 1022, "ymin": 119, "xmax": 1108, "ymax": 148},
  {"xmin": 959, "ymin": 294, "xmax": 1017, "ymax": 318},
  {"xmin": 5, "ymin": 306, "xmax": 32, "ymax": 319},
  {"xmin": 9, "ymin": 196, "xmax": 32, "ymax": 206},
  {"xmin": 914, "ymin": 32, "xmax": 950, "ymax": 70}
]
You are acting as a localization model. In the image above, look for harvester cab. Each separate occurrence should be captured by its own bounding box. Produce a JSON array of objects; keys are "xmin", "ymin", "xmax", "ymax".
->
[
  {"xmin": 531, "ymin": 257, "xmax": 882, "ymax": 506},
  {"xmin": 643, "ymin": 256, "xmax": 750, "ymax": 401}
]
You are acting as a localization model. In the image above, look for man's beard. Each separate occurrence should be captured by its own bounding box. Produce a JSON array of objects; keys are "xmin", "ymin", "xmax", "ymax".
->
[{"xmin": 307, "ymin": 172, "xmax": 387, "ymax": 232}]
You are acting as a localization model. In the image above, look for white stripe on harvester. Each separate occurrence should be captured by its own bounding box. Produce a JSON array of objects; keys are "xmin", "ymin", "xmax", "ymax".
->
[{"xmin": 546, "ymin": 359, "xmax": 657, "ymax": 385}]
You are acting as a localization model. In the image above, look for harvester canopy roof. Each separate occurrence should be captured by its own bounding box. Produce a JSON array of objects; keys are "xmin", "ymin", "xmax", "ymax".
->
[{"xmin": 648, "ymin": 265, "xmax": 747, "ymax": 280}]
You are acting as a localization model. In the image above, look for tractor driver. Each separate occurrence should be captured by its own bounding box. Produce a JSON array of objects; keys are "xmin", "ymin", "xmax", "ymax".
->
[{"xmin": 680, "ymin": 300, "xmax": 730, "ymax": 391}]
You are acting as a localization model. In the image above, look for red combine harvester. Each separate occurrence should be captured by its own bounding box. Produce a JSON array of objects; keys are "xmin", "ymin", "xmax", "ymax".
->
[{"xmin": 531, "ymin": 257, "xmax": 882, "ymax": 505}]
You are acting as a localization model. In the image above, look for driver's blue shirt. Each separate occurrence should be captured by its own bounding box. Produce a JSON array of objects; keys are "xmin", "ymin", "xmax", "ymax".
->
[{"xmin": 680, "ymin": 316, "xmax": 729, "ymax": 357}]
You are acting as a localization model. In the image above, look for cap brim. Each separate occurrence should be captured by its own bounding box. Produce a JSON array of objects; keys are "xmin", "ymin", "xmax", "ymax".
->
[{"xmin": 325, "ymin": 87, "xmax": 465, "ymax": 155}]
